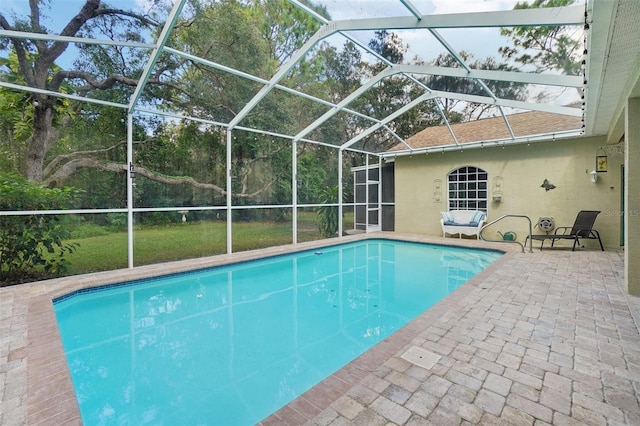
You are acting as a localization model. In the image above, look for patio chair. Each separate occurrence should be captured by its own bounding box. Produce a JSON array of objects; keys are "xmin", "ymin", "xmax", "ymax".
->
[{"xmin": 526, "ymin": 210, "xmax": 604, "ymax": 251}]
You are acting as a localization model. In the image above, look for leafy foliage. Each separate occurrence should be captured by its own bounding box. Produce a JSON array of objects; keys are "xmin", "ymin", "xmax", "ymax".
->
[
  {"xmin": 0, "ymin": 0, "xmax": 547, "ymax": 272},
  {"xmin": 316, "ymin": 185, "xmax": 339, "ymax": 238},
  {"xmin": 0, "ymin": 173, "xmax": 79, "ymax": 285},
  {"xmin": 420, "ymin": 52, "xmax": 526, "ymax": 120},
  {"xmin": 499, "ymin": 0, "xmax": 582, "ymax": 75}
]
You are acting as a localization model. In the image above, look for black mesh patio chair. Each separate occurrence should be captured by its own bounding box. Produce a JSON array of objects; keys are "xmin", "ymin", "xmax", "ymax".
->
[{"xmin": 526, "ymin": 210, "xmax": 604, "ymax": 251}]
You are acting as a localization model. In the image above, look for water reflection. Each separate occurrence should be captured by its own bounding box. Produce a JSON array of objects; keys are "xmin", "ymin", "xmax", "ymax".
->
[{"xmin": 55, "ymin": 240, "xmax": 500, "ymax": 425}]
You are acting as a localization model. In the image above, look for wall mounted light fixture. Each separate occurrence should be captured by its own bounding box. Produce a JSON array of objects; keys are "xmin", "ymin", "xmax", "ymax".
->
[
  {"xmin": 590, "ymin": 169, "xmax": 598, "ymax": 183},
  {"xmin": 492, "ymin": 176, "xmax": 504, "ymax": 202}
]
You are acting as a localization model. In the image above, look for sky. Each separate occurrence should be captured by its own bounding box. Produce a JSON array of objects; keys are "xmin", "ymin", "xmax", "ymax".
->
[
  {"xmin": 0, "ymin": 0, "xmax": 526, "ymax": 63},
  {"xmin": 0, "ymin": 0, "xmax": 158, "ymax": 33},
  {"xmin": 310, "ymin": 0, "xmax": 523, "ymax": 63},
  {"xmin": 0, "ymin": 0, "xmax": 580, "ymax": 106}
]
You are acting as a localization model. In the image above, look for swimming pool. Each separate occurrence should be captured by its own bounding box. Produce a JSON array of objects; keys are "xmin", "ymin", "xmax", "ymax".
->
[{"xmin": 54, "ymin": 239, "xmax": 501, "ymax": 425}]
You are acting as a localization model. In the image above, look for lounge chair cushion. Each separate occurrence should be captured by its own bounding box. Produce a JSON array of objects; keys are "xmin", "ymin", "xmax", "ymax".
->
[
  {"xmin": 440, "ymin": 210, "xmax": 486, "ymax": 239},
  {"xmin": 441, "ymin": 211, "xmax": 455, "ymax": 224},
  {"xmin": 469, "ymin": 210, "xmax": 485, "ymax": 226}
]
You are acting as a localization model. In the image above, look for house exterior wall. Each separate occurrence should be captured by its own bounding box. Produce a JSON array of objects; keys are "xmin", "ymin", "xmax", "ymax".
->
[
  {"xmin": 625, "ymin": 97, "xmax": 640, "ymax": 294},
  {"xmin": 394, "ymin": 135, "xmax": 624, "ymax": 249}
]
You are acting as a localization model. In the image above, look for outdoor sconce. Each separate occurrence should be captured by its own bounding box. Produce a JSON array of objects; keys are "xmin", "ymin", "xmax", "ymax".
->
[
  {"xmin": 596, "ymin": 147, "xmax": 608, "ymax": 172},
  {"xmin": 590, "ymin": 169, "xmax": 598, "ymax": 183},
  {"xmin": 492, "ymin": 176, "xmax": 504, "ymax": 203}
]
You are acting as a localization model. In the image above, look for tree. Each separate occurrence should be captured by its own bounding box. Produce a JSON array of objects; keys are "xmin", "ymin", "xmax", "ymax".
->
[
  {"xmin": 257, "ymin": 0, "xmax": 326, "ymax": 64},
  {"xmin": 421, "ymin": 52, "xmax": 526, "ymax": 120},
  {"xmin": 316, "ymin": 185, "xmax": 339, "ymax": 238},
  {"xmin": 0, "ymin": 172, "xmax": 78, "ymax": 285},
  {"xmin": 0, "ymin": 0, "xmax": 325, "ymax": 207},
  {"xmin": 499, "ymin": 0, "xmax": 582, "ymax": 75},
  {"xmin": 368, "ymin": 30, "xmax": 406, "ymax": 65},
  {"xmin": 0, "ymin": 0, "xmax": 160, "ymax": 182},
  {"xmin": 359, "ymin": 31, "xmax": 449, "ymax": 149}
]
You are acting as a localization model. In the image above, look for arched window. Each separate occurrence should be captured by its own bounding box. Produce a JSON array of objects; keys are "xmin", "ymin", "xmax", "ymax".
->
[{"xmin": 447, "ymin": 166, "xmax": 488, "ymax": 212}]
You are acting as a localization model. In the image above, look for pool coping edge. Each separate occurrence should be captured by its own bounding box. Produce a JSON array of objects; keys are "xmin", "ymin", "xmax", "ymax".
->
[{"xmin": 16, "ymin": 232, "xmax": 515, "ymax": 425}]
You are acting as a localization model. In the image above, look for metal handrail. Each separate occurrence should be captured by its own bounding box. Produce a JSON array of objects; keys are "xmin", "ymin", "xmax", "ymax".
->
[{"xmin": 480, "ymin": 214, "xmax": 533, "ymax": 253}]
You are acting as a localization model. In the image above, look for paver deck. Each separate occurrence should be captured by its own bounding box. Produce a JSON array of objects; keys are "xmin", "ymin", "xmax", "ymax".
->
[{"xmin": 1, "ymin": 233, "xmax": 637, "ymax": 425}]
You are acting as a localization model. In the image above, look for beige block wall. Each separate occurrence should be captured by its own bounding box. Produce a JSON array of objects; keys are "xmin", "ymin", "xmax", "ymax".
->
[{"xmin": 394, "ymin": 135, "xmax": 623, "ymax": 249}]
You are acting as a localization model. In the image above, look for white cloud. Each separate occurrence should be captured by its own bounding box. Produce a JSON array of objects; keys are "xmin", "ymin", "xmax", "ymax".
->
[{"xmin": 401, "ymin": 26, "xmax": 508, "ymax": 63}]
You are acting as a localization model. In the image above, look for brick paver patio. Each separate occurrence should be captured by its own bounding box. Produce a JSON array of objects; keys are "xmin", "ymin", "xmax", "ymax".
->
[{"xmin": 1, "ymin": 234, "xmax": 637, "ymax": 425}]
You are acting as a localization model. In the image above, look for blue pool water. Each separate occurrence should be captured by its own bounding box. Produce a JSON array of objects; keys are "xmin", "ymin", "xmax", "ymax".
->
[{"xmin": 54, "ymin": 239, "xmax": 501, "ymax": 425}]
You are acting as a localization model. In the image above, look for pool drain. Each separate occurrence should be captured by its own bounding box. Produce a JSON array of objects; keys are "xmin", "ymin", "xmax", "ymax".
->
[{"xmin": 401, "ymin": 346, "xmax": 441, "ymax": 370}]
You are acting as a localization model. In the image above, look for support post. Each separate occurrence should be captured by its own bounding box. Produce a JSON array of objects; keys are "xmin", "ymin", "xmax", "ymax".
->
[
  {"xmin": 292, "ymin": 141, "xmax": 298, "ymax": 244},
  {"xmin": 625, "ymin": 98, "xmax": 640, "ymax": 295},
  {"xmin": 338, "ymin": 149, "xmax": 343, "ymax": 237},
  {"xmin": 127, "ymin": 113, "xmax": 134, "ymax": 268},
  {"xmin": 227, "ymin": 130, "xmax": 233, "ymax": 254}
]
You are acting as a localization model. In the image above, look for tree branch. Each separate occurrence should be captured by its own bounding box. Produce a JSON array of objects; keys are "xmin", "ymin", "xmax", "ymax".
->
[
  {"xmin": 49, "ymin": 70, "xmax": 187, "ymax": 96},
  {"xmin": 0, "ymin": 13, "xmax": 37, "ymax": 86},
  {"xmin": 43, "ymin": 140, "xmax": 127, "ymax": 178},
  {"xmin": 43, "ymin": 157, "xmax": 280, "ymax": 199},
  {"xmin": 45, "ymin": 1, "xmax": 159, "ymax": 65},
  {"xmin": 40, "ymin": 0, "xmax": 101, "ymax": 65},
  {"xmin": 28, "ymin": 0, "xmax": 47, "ymax": 53},
  {"xmin": 92, "ymin": 8, "xmax": 159, "ymax": 27},
  {"xmin": 50, "ymin": 70, "xmax": 139, "ymax": 91}
]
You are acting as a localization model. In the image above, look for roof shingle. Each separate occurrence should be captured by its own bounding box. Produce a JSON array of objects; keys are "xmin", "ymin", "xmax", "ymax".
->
[{"xmin": 391, "ymin": 110, "xmax": 582, "ymax": 151}]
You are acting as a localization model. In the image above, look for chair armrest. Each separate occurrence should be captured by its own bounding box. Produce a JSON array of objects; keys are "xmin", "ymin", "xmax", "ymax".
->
[
  {"xmin": 572, "ymin": 228, "xmax": 594, "ymax": 237},
  {"xmin": 553, "ymin": 226, "xmax": 572, "ymax": 235}
]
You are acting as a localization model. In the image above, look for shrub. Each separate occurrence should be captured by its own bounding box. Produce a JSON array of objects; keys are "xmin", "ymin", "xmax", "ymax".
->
[
  {"xmin": 316, "ymin": 185, "xmax": 339, "ymax": 238},
  {"xmin": 0, "ymin": 172, "xmax": 78, "ymax": 285}
]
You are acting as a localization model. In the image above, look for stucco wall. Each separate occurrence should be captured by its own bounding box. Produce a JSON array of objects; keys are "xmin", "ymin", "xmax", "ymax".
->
[{"xmin": 394, "ymin": 135, "xmax": 623, "ymax": 249}]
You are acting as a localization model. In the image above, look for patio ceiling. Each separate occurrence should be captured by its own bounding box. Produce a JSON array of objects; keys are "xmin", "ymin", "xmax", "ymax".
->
[{"xmin": 1, "ymin": 0, "xmax": 636, "ymax": 156}]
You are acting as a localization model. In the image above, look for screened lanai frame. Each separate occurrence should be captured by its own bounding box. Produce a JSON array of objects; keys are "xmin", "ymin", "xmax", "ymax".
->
[{"xmin": 0, "ymin": 0, "xmax": 589, "ymax": 269}]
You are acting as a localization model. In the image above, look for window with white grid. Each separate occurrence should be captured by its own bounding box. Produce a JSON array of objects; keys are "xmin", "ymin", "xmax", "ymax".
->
[{"xmin": 447, "ymin": 166, "xmax": 488, "ymax": 212}]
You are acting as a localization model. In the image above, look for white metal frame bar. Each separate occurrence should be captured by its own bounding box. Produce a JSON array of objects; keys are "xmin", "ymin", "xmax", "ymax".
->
[
  {"xmin": 399, "ymin": 0, "xmax": 423, "ymax": 20},
  {"xmin": 0, "ymin": 29, "xmax": 155, "ymax": 48},
  {"xmin": 0, "ymin": 81, "xmax": 128, "ymax": 108},
  {"xmin": 126, "ymin": 0, "xmax": 186, "ymax": 265},
  {"xmin": 343, "ymin": 93, "xmax": 435, "ymax": 149},
  {"xmin": 0, "ymin": 2, "xmax": 592, "ymax": 269},
  {"xmin": 127, "ymin": 1, "xmax": 186, "ymax": 111},
  {"xmin": 292, "ymin": 64, "xmax": 582, "ymax": 143},
  {"xmin": 383, "ymin": 129, "xmax": 583, "ymax": 158}
]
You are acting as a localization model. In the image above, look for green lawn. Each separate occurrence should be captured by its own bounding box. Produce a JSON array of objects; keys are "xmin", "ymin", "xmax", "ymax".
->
[{"xmin": 64, "ymin": 218, "xmax": 336, "ymax": 275}]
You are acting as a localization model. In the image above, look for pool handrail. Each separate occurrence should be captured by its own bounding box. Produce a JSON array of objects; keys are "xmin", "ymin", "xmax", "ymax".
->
[{"xmin": 480, "ymin": 214, "xmax": 533, "ymax": 253}]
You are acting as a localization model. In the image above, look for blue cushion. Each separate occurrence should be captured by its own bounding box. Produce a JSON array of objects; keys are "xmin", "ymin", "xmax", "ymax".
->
[
  {"xmin": 469, "ymin": 210, "xmax": 485, "ymax": 226},
  {"xmin": 441, "ymin": 211, "xmax": 454, "ymax": 223}
]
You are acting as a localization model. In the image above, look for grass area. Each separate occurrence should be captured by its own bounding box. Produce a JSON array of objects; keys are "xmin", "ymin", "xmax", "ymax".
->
[
  {"xmin": 64, "ymin": 217, "xmax": 338, "ymax": 275},
  {"xmin": 1, "ymin": 210, "xmax": 354, "ymax": 285},
  {"xmin": 65, "ymin": 221, "xmax": 289, "ymax": 274}
]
